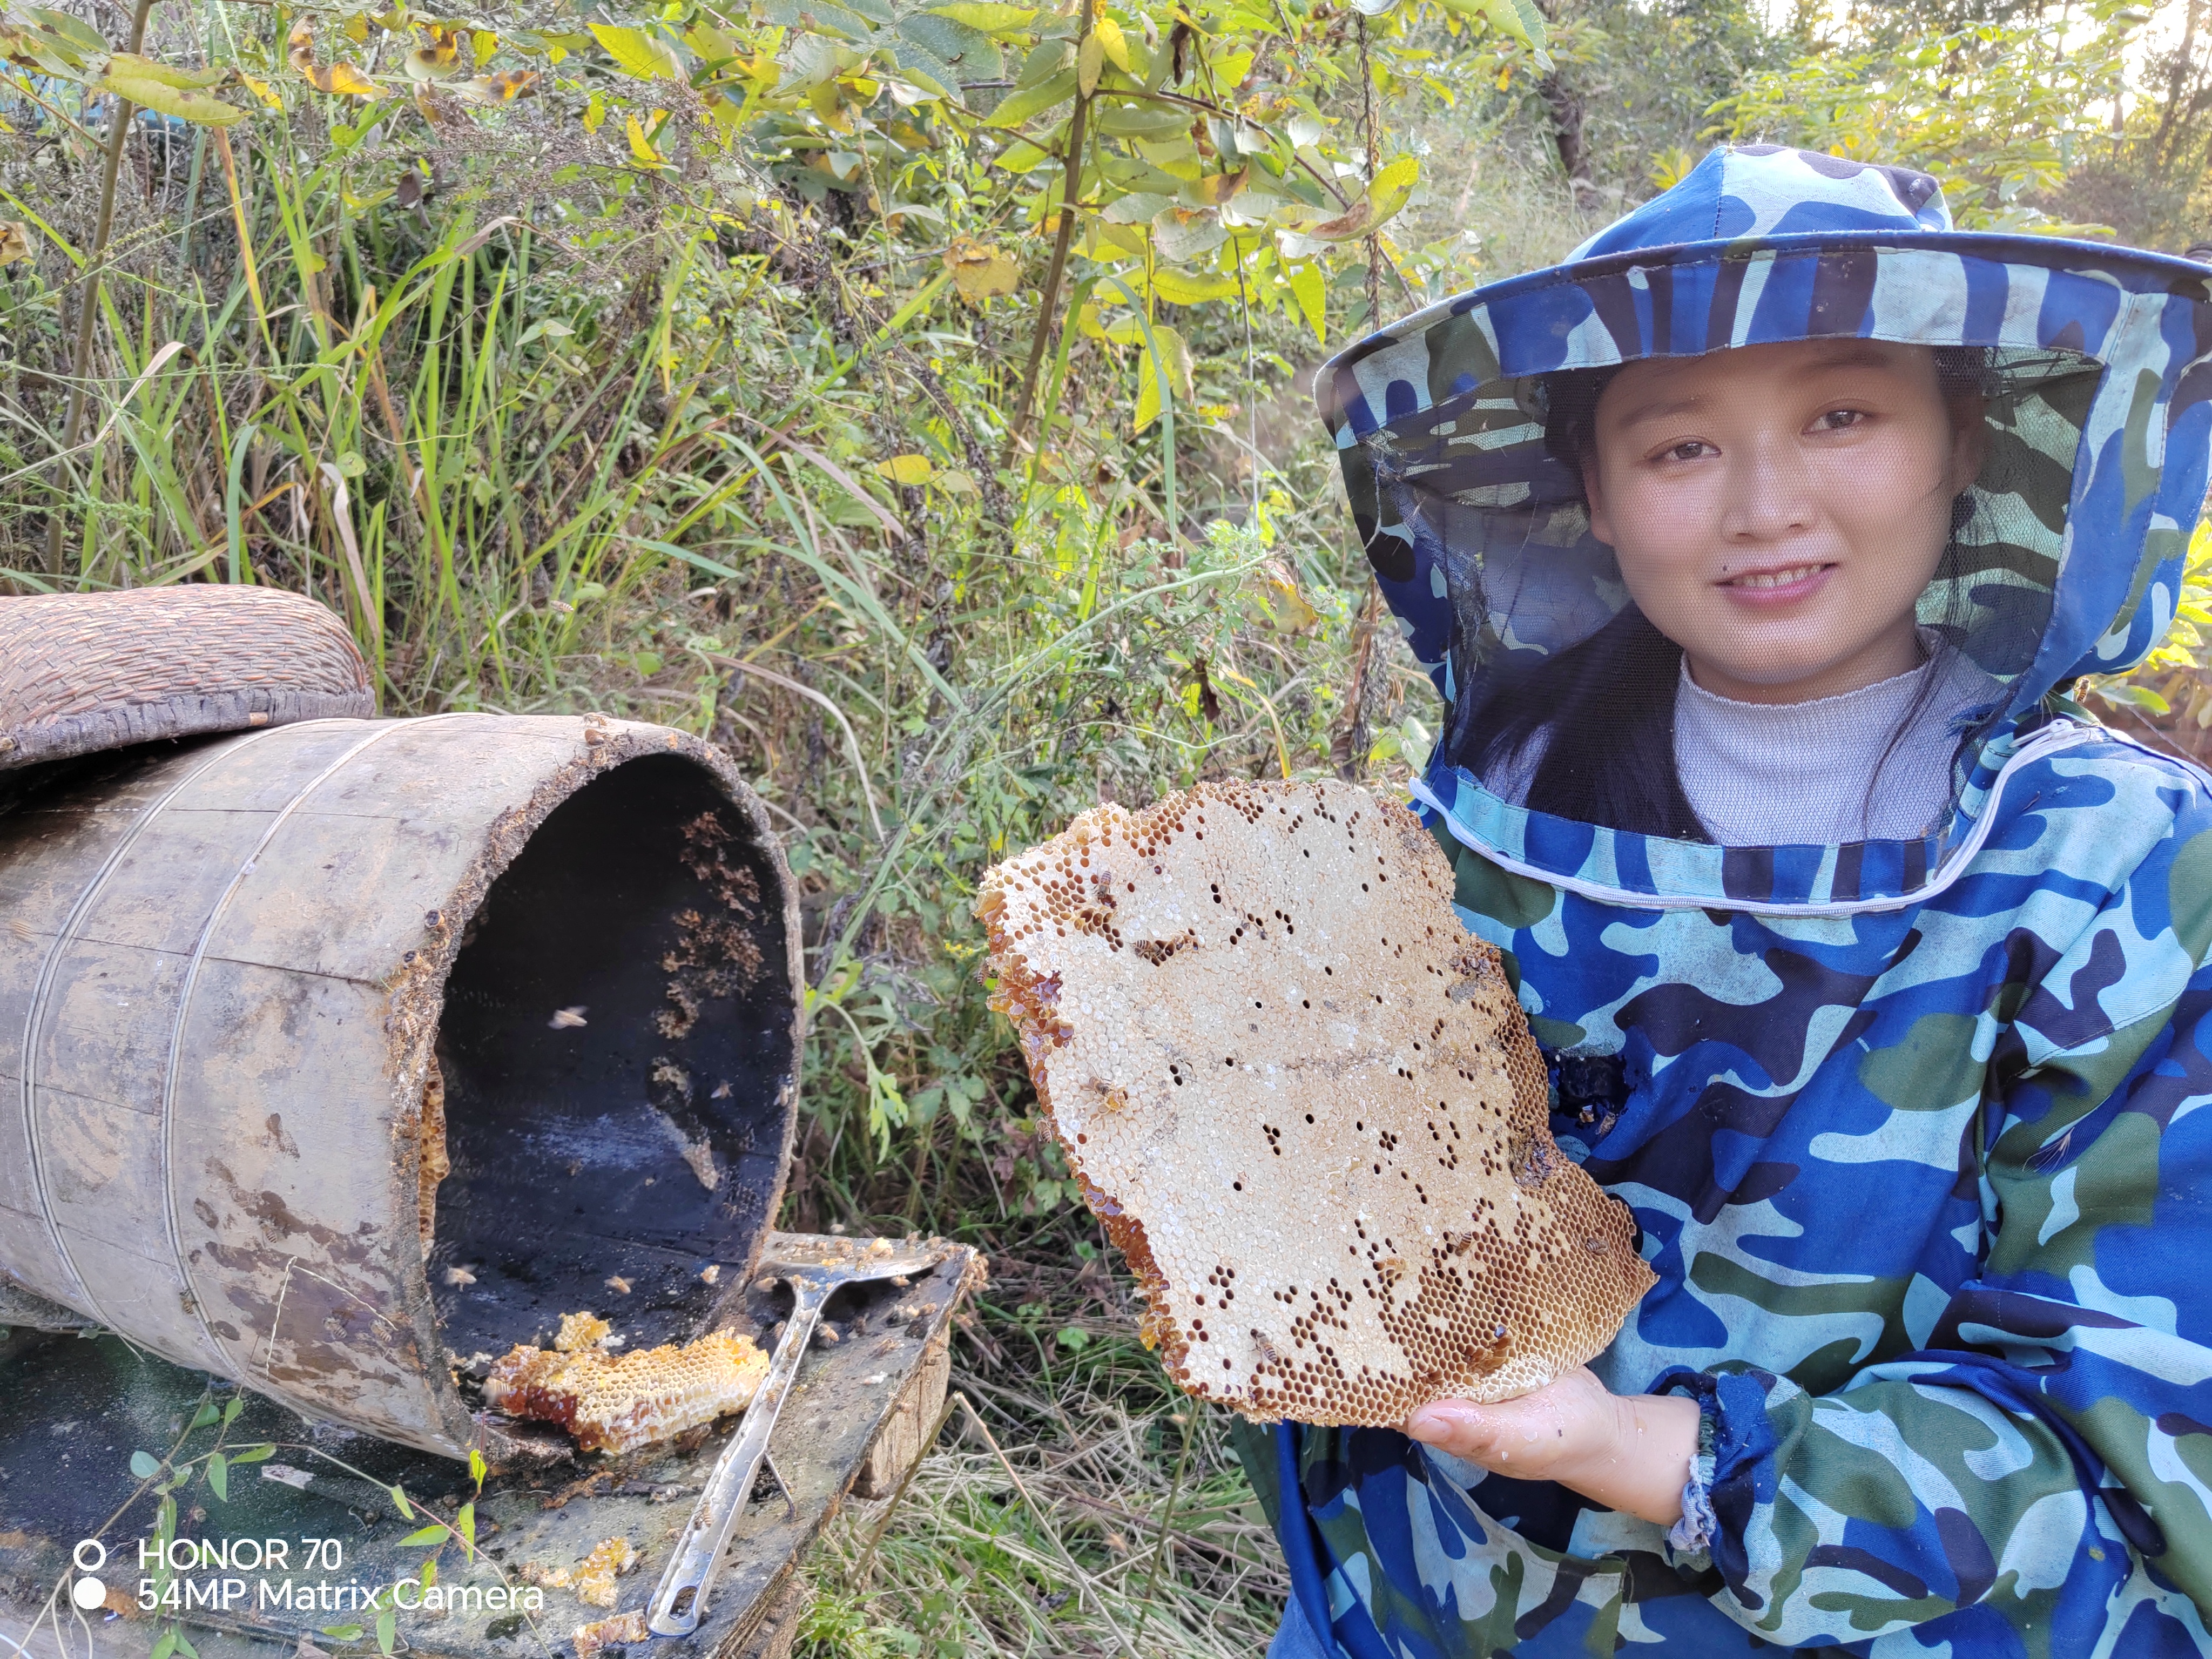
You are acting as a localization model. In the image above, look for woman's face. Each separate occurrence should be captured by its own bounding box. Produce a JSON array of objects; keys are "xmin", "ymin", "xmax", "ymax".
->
[{"xmin": 1583, "ymin": 339, "xmax": 1985, "ymax": 704}]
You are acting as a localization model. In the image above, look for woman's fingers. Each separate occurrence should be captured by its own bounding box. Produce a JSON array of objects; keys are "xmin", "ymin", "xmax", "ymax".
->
[{"xmin": 1404, "ymin": 1370, "xmax": 1612, "ymax": 1475}]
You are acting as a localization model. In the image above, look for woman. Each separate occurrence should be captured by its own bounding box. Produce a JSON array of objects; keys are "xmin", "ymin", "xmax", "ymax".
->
[{"xmin": 1239, "ymin": 145, "xmax": 2212, "ymax": 1656}]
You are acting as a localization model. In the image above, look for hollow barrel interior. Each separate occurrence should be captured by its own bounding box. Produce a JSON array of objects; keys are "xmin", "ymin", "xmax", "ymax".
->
[{"xmin": 429, "ymin": 752, "xmax": 794, "ymax": 1371}]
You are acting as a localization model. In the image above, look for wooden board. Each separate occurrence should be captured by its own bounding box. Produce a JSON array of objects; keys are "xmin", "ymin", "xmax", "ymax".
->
[{"xmin": 0, "ymin": 1235, "xmax": 976, "ymax": 1659}]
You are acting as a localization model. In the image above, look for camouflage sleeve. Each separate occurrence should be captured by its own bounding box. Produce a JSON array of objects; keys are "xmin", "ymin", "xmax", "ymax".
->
[{"xmin": 1651, "ymin": 861, "xmax": 2212, "ymax": 1645}]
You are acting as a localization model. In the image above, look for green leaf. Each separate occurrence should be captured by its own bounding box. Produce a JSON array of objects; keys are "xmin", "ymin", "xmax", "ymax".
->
[
  {"xmin": 205, "ymin": 1453, "xmax": 228, "ymax": 1503},
  {"xmin": 1368, "ymin": 154, "xmax": 1420, "ymax": 220},
  {"xmin": 1013, "ymin": 36, "xmax": 1073, "ymax": 86},
  {"xmin": 1151, "ymin": 205, "xmax": 1225, "ymax": 262},
  {"xmin": 469, "ymin": 1447, "xmax": 488, "ymax": 1487},
  {"xmin": 322, "ymin": 1627, "xmax": 364, "ymax": 1644},
  {"xmin": 986, "ymin": 65, "xmax": 1075, "ymax": 126},
  {"xmin": 589, "ymin": 23, "xmax": 680, "ymax": 79},
  {"xmin": 398, "ymin": 1523, "xmax": 446, "ymax": 1546},
  {"xmin": 457, "ymin": 1501, "xmax": 476, "ymax": 1552},
  {"xmin": 220, "ymin": 1397, "xmax": 244, "ymax": 1426},
  {"xmin": 1431, "ymin": 0, "xmax": 1548, "ymax": 56},
  {"xmin": 992, "ymin": 138, "xmax": 1055, "ymax": 172},
  {"xmin": 191, "ymin": 1401, "xmax": 220, "ymax": 1430},
  {"xmin": 151, "ymin": 1630, "xmax": 178, "ymax": 1659},
  {"xmin": 1101, "ymin": 191, "xmax": 1174, "ymax": 224},
  {"xmin": 25, "ymin": 8, "xmax": 110, "ymax": 56},
  {"xmin": 103, "ymin": 50, "xmax": 226, "ymax": 89},
  {"xmin": 375, "ymin": 1609, "xmax": 396, "ymax": 1656},
  {"xmin": 923, "ymin": 2, "xmax": 1037, "ymax": 32},
  {"xmin": 1055, "ymin": 1324, "xmax": 1091, "ymax": 1351},
  {"xmin": 1131, "ymin": 325, "xmax": 1192, "ymax": 434},
  {"xmin": 1286, "ymin": 260, "xmax": 1325, "ymax": 344},
  {"xmin": 99, "ymin": 72, "xmax": 247, "ymax": 125},
  {"xmin": 1149, "ymin": 267, "xmax": 1240, "ymax": 305},
  {"xmin": 894, "ymin": 12, "xmax": 1003, "ymax": 74},
  {"xmin": 174, "ymin": 1633, "xmax": 199, "ymax": 1659},
  {"xmin": 131, "ymin": 1450, "xmax": 161, "ymax": 1480},
  {"xmin": 228, "ymin": 1443, "xmax": 276, "ymax": 1464},
  {"xmin": 1094, "ymin": 99, "xmax": 1189, "ymax": 139}
]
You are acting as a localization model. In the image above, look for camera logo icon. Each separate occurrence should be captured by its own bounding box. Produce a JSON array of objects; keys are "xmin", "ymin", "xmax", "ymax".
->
[{"xmin": 71, "ymin": 1541, "xmax": 107, "ymax": 1611}]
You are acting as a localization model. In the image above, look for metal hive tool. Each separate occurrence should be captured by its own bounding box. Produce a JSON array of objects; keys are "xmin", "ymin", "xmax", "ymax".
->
[{"xmin": 647, "ymin": 1234, "xmax": 949, "ymax": 1636}]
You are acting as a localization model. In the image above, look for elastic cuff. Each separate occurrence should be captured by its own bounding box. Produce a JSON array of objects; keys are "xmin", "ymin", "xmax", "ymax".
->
[
  {"xmin": 1651, "ymin": 1367, "xmax": 1723, "ymax": 1567},
  {"xmin": 1666, "ymin": 1453, "xmax": 1717, "ymax": 1555}
]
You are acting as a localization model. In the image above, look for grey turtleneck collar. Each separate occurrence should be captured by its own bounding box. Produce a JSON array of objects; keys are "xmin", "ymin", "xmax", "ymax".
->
[{"xmin": 1673, "ymin": 643, "xmax": 2002, "ymax": 846}]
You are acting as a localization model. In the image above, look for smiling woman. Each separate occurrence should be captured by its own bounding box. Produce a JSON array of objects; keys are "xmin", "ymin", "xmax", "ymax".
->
[
  {"xmin": 1464, "ymin": 338, "xmax": 2007, "ymax": 843},
  {"xmin": 1250, "ymin": 143, "xmax": 2212, "ymax": 1659}
]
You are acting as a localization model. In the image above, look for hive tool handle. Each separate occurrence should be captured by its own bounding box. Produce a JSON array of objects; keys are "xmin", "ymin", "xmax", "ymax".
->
[{"xmin": 646, "ymin": 1277, "xmax": 827, "ymax": 1637}]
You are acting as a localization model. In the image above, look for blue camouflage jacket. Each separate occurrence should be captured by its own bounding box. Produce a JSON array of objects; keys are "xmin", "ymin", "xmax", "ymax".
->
[{"xmin": 1236, "ymin": 146, "xmax": 2212, "ymax": 1656}]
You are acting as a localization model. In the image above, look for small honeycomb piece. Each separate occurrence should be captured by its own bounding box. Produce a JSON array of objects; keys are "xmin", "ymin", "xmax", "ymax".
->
[
  {"xmin": 554, "ymin": 1311, "xmax": 613, "ymax": 1353},
  {"xmin": 571, "ymin": 1536, "xmax": 639, "ymax": 1608},
  {"xmin": 573, "ymin": 1610, "xmax": 649, "ymax": 1659},
  {"xmin": 976, "ymin": 779, "xmax": 1655, "ymax": 1425},
  {"xmin": 484, "ymin": 1329, "xmax": 768, "ymax": 1454}
]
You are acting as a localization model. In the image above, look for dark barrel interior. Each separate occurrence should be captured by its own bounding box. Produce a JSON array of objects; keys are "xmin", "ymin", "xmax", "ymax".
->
[{"xmin": 428, "ymin": 753, "xmax": 795, "ymax": 1377}]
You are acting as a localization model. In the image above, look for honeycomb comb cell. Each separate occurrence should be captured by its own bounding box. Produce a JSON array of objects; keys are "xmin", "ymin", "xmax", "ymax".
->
[{"xmin": 977, "ymin": 780, "xmax": 1655, "ymax": 1424}]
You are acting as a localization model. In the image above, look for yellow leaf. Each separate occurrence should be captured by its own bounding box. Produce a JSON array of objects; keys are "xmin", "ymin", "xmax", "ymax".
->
[
  {"xmin": 1258, "ymin": 559, "xmax": 1320, "ymax": 631},
  {"xmin": 1077, "ymin": 31, "xmax": 1102, "ymax": 97},
  {"xmin": 1188, "ymin": 166, "xmax": 1247, "ymax": 205},
  {"xmin": 590, "ymin": 23, "xmax": 680, "ymax": 80},
  {"xmin": 456, "ymin": 68, "xmax": 538, "ymax": 103},
  {"xmin": 685, "ymin": 22, "xmax": 737, "ymax": 62},
  {"xmin": 626, "ymin": 110, "xmax": 670, "ymax": 168},
  {"xmin": 1088, "ymin": 218, "xmax": 1149, "ymax": 258},
  {"xmin": 1093, "ymin": 12, "xmax": 1130, "ymax": 71},
  {"xmin": 924, "ymin": 2, "xmax": 1040, "ymax": 31},
  {"xmin": 874, "ymin": 454, "xmax": 935, "ymax": 486},
  {"xmin": 345, "ymin": 11, "xmax": 371, "ymax": 42},
  {"xmin": 942, "ymin": 235, "xmax": 1019, "ymax": 301},
  {"xmin": 0, "ymin": 221, "xmax": 28, "ymax": 265},
  {"xmin": 287, "ymin": 23, "xmax": 381, "ymax": 98},
  {"xmin": 321, "ymin": 61, "xmax": 381, "ymax": 97},
  {"xmin": 238, "ymin": 71, "xmax": 281, "ymax": 109},
  {"xmin": 808, "ymin": 80, "xmax": 852, "ymax": 130},
  {"xmin": 473, "ymin": 30, "xmax": 497, "ymax": 64},
  {"xmin": 583, "ymin": 90, "xmax": 608, "ymax": 131}
]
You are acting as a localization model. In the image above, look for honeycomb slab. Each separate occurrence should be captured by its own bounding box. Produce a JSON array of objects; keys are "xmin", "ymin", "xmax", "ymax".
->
[
  {"xmin": 483, "ymin": 1327, "xmax": 767, "ymax": 1454},
  {"xmin": 977, "ymin": 780, "xmax": 1655, "ymax": 1424}
]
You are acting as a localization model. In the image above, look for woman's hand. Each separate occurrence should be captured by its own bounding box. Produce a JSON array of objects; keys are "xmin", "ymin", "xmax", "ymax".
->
[{"xmin": 1403, "ymin": 1366, "xmax": 1701, "ymax": 1527}]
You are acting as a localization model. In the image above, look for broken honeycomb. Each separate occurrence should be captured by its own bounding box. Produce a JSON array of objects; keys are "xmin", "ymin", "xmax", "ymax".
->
[
  {"xmin": 483, "ymin": 1328, "xmax": 768, "ymax": 1454},
  {"xmin": 554, "ymin": 1310, "xmax": 613, "ymax": 1353},
  {"xmin": 573, "ymin": 1610, "xmax": 649, "ymax": 1659},
  {"xmin": 977, "ymin": 779, "xmax": 1655, "ymax": 1424},
  {"xmin": 571, "ymin": 1536, "xmax": 639, "ymax": 1608}
]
